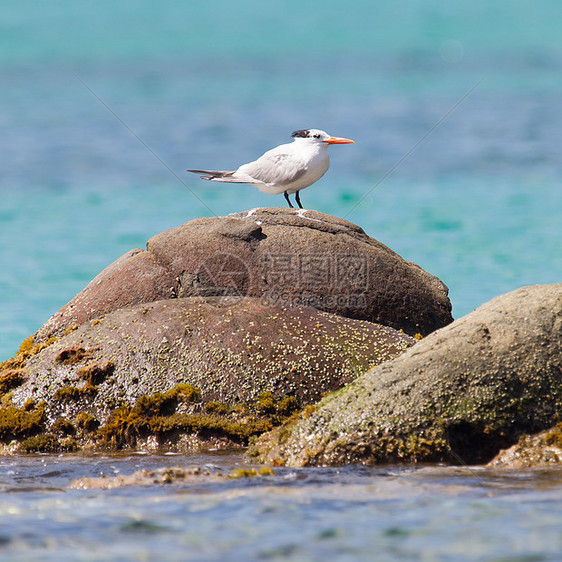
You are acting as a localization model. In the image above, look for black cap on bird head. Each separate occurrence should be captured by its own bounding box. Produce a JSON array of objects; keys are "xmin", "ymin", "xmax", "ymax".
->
[{"xmin": 291, "ymin": 129, "xmax": 311, "ymax": 138}]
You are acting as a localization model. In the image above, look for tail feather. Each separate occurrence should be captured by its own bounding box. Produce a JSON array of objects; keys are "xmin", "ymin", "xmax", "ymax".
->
[
  {"xmin": 186, "ymin": 169, "xmax": 252, "ymax": 183},
  {"xmin": 186, "ymin": 169, "xmax": 232, "ymax": 180}
]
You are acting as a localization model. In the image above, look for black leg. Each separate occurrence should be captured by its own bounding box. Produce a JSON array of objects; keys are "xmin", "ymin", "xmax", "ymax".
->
[
  {"xmin": 284, "ymin": 191, "xmax": 293, "ymax": 208},
  {"xmin": 295, "ymin": 191, "xmax": 303, "ymax": 209}
]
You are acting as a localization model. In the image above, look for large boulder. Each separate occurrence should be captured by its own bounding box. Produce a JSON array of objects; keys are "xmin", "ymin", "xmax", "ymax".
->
[
  {"xmin": 3, "ymin": 297, "xmax": 414, "ymax": 452},
  {"xmin": 36, "ymin": 208, "xmax": 452, "ymax": 340},
  {"xmin": 15, "ymin": 297, "xmax": 414, "ymax": 411},
  {"xmin": 250, "ymin": 284, "xmax": 562, "ymax": 466}
]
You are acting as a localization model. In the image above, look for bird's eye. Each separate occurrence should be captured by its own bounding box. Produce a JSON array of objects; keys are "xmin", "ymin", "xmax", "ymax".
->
[{"xmin": 313, "ymin": 134, "xmax": 320, "ymax": 138}]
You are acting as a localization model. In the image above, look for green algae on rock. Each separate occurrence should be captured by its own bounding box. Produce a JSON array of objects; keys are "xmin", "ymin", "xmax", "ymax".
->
[
  {"xmin": 91, "ymin": 385, "xmax": 300, "ymax": 451},
  {"xmin": 54, "ymin": 383, "xmax": 99, "ymax": 403},
  {"xmin": 228, "ymin": 466, "xmax": 275, "ymax": 479},
  {"xmin": 0, "ymin": 403, "xmax": 45, "ymax": 441},
  {"xmin": 0, "ymin": 370, "xmax": 27, "ymax": 395},
  {"xmin": 0, "ymin": 401, "xmax": 47, "ymax": 452},
  {"xmin": 10, "ymin": 296, "xmax": 414, "ymax": 428},
  {"xmin": 250, "ymin": 284, "xmax": 562, "ymax": 467},
  {"xmin": 0, "ymin": 335, "xmax": 58, "ymax": 373},
  {"xmin": 19, "ymin": 433, "xmax": 78, "ymax": 453},
  {"xmin": 0, "ymin": 383, "xmax": 304, "ymax": 453},
  {"xmin": 2, "ymin": 295, "xmax": 415, "ymax": 453}
]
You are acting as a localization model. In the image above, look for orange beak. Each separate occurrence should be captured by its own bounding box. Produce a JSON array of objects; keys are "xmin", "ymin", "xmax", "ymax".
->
[{"xmin": 324, "ymin": 136, "xmax": 355, "ymax": 145}]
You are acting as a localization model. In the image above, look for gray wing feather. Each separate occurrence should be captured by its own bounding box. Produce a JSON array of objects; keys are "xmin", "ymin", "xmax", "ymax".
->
[{"xmin": 241, "ymin": 153, "xmax": 306, "ymax": 186}]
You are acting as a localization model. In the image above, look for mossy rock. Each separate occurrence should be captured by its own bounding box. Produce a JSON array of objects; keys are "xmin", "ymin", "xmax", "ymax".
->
[
  {"xmin": 250, "ymin": 284, "xmax": 562, "ymax": 466},
  {"xmin": 489, "ymin": 423, "xmax": 562, "ymax": 468},
  {"xmin": 19, "ymin": 433, "xmax": 78, "ymax": 454},
  {"xmin": 2, "ymin": 297, "xmax": 414, "ymax": 453},
  {"xmin": 0, "ymin": 384, "xmax": 301, "ymax": 453},
  {"xmin": 11, "ymin": 297, "xmax": 413, "ymax": 420},
  {"xmin": 0, "ymin": 402, "xmax": 46, "ymax": 442},
  {"xmin": 0, "ymin": 370, "xmax": 27, "ymax": 395}
]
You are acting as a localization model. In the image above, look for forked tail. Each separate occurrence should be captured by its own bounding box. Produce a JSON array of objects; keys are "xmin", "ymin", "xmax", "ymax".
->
[
  {"xmin": 186, "ymin": 169, "xmax": 251, "ymax": 183},
  {"xmin": 186, "ymin": 169, "xmax": 233, "ymax": 180}
]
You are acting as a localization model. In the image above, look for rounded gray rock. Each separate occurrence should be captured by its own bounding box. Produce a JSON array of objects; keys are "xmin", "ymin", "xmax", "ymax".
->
[
  {"xmin": 250, "ymin": 284, "xmax": 562, "ymax": 466},
  {"xmin": 36, "ymin": 208, "xmax": 453, "ymax": 340},
  {"xmin": 13, "ymin": 297, "xmax": 415, "ymax": 424}
]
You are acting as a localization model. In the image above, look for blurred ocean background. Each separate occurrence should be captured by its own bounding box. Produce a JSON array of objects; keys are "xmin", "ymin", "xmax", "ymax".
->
[
  {"xmin": 1, "ymin": 1, "xmax": 561, "ymax": 359},
  {"xmin": 1, "ymin": 2, "xmax": 562, "ymax": 560}
]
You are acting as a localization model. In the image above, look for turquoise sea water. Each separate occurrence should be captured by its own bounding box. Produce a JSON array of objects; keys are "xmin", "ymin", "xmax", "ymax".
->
[
  {"xmin": 1, "ymin": 2, "xmax": 562, "ymax": 559},
  {"xmin": 2, "ymin": 0, "xmax": 561, "ymax": 360}
]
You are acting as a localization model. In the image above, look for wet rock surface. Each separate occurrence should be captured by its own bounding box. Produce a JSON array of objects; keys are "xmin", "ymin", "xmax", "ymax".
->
[
  {"xmin": 489, "ymin": 424, "xmax": 562, "ymax": 468},
  {"xmin": 14, "ymin": 297, "xmax": 414, "ymax": 414},
  {"xmin": 36, "ymin": 208, "xmax": 453, "ymax": 340},
  {"xmin": 2, "ymin": 297, "xmax": 414, "ymax": 453},
  {"xmin": 70, "ymin": 465, "xmax": 275, "ymax": 489},
  {"xmin": 250, "ymin": 284, "xmax": 562, "ymax": 467}
]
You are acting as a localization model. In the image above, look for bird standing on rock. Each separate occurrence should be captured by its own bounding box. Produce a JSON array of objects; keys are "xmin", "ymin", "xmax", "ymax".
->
[{"xmin": 187, "ymin": 129, "xmax": 354, "ymax": 209}]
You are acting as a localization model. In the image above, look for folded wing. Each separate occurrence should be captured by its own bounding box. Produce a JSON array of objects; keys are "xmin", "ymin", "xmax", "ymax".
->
[{"xmin": 238, "ymin": 152, "xmax": 306, "ymax": 186}]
